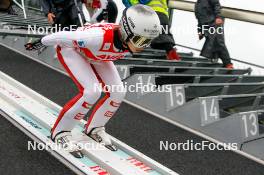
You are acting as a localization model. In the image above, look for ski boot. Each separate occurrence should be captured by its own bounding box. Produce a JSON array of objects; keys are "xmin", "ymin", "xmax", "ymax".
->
[
  {"xmin": 52, "ymin": 131, "xmax": 84, "ymax": 158},
  {"xmin": 86, "ymin": 127, "xmax": 117, "ymax": 151}
]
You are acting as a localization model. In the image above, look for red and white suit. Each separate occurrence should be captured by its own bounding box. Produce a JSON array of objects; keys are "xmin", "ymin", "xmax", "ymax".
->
[{"xmin": 42, "ymin": 23, "xmax": 129, "ymax": 138}]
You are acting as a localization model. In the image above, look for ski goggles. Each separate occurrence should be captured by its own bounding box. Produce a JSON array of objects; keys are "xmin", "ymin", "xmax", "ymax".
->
[{"xmin": 130, "ymin": 35, "xmax": 152, "ymax": 48}]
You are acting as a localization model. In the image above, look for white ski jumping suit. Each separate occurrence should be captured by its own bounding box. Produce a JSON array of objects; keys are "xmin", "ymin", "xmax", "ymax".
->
[{"xmin": 42, "ymin": 23, "xmax": 129, "ymax": 138}]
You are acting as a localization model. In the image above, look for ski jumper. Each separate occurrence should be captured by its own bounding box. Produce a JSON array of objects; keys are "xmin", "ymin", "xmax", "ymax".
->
[{"xmin": 42, "ymin": 23, "xmax": 128, "ymax": 138}]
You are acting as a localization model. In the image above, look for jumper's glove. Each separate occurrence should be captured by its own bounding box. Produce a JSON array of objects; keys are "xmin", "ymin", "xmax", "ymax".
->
[{"xmin": 25, "ymin": 38, "xmax": 45, "ymax": 51}]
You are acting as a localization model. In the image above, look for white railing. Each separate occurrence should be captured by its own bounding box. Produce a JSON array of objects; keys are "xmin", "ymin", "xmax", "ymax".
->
[{"xmin": 168, "ymin": 0, "xmax": 264, "ymax": 25}]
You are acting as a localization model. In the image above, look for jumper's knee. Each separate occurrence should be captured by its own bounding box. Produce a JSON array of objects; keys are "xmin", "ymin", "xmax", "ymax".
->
[
  {"xmin": 109, "ymin": 84, "xmax": 126, "ymax": 102},
  {"xmin": 82, "ymin": 89, "xmax": 102, "ymax": 105}
]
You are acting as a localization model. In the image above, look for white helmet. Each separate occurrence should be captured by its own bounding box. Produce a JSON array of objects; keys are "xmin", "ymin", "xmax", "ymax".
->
[{"xmin": 120, "ymin": 4, "xmax": 161, "ymax": 48}]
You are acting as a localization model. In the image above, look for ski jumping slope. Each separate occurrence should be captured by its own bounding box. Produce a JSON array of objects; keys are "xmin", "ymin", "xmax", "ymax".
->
[{"xmin": 0, "ymin": 71, "xmax": 178, "ymax": 175}]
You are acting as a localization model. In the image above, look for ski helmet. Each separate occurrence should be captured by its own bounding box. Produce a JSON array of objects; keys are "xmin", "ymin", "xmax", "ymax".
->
[{"xmin": 120, "ymin": 4, "xmax": 161, "ymax": 48}]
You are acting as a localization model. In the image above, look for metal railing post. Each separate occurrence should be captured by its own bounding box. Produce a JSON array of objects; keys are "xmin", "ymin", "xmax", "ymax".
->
[
  {"xmin": 21, "ymin": 0, "xmax": 27, "ymax": 19},
  {"xmin": 13, "ymin": 0, "xmax": 27, "ymax": 19}
]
